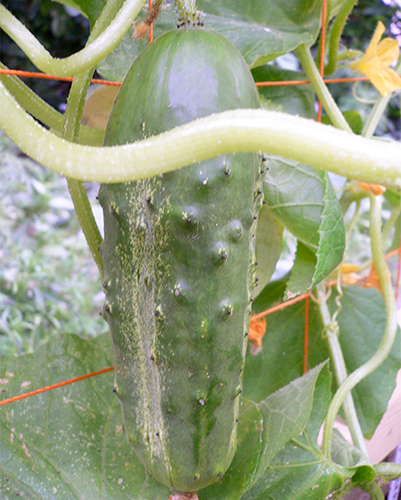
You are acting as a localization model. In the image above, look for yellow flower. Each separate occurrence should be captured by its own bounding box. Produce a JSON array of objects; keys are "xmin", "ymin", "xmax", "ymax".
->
[{"xmin": 350, "ymin": 21, "xmax": 401, "ymax": 97}]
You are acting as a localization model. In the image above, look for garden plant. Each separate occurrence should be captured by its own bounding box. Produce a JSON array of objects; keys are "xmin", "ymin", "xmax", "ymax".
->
[{"xmin": 0, "ymin": 0, "xmax": 401, "ymax": 499}]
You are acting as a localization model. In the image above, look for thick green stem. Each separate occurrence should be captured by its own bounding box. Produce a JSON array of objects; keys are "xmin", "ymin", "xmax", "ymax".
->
[
  {"xmin": 324, "ymin": 0, "xmax": 359, "ymax": 75},
  {"xmin": 382, "ymin": 204, "xmax": 401, "ymax": 245},
  {"xmin": 63, "ymin": 71, "xmax": 104, "ymax": 277},
  {"xmin": 60, "ymin": 0, "xmax": 126, "ymax": 278},
  {"xmin": 0, "ymin": 0, "xmax": 146, "ymax": 77},
  {"xmin": 321, "ymin": 194, "xmax": 398, "ymax": 459},
  {"xmin": 374, "ymin": 462, "xmax": 401, "ymax": 480},
  {"xmin": 1, "ymin": 82, "xmax": 400, "ymax": 186},
  {"xmin": 0, "ymin": 63, "xmax": 103, "ymax": 145},
  {"xmin": 317, "ymin": 284, "xmax": 370, "ymax": 461},
  {"xmin": 295, "ymin": 45, "xmax": 352, "ymax": 132}
]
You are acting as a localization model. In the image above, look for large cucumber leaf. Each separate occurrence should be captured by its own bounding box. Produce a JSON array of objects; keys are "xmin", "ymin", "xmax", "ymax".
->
[
  {"xmin": 244, "ymin": 283, "xmax": 401, "ymax": 441},
  {"xmin": 252, "ymin": 66, "xmax": 316, "ymax": 119},
  {"xmin": 240, "ymin": 363, "xmax": 350, "ymax": 500},
  {"xmin": 327, "ymin": 286, "xmax": 401, "ymax": 439},
  {"xmin": 0, "ymin": 334, "xmax": 170, "ymax": 499},
  {"xmin": 197, "ymin": 0, "xmax": 323, "ymax": 67},
  {"xmin": 244, "ymin": 279, "xmax": 327, "ymax": 402},
  {"xmin": 253, "ymin": 63, "xmax": 345, "ymax": 295},
  {"xmin": 201, "ymin": 363, "xmax": 330, "ymax": 500},
  {"xmin": 97, "ymin": 1, "xmax": 323, "ymax": 82},
  {"xmin": 0, "ymin": 333, "xmax": 332, "ymax": 500}
]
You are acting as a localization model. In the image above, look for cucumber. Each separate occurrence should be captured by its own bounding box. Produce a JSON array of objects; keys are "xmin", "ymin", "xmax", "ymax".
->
[{"xmin": 99, "ymin": 28, "xmax": 263, "ymax": 493}]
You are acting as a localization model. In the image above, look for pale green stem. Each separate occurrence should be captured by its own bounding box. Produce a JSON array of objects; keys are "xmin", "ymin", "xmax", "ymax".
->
[
  {"xmin": 295, "ymin": 45, "xmax": 352, "ymax": 132},
  {"xmin": 324, "ymin": 0, "xmax": 359, "ymax": 75},
  {"xmin": 61, "ymin": 0, "xmax": 126, "ymax": 278},
  {"xmin": 345, "ymin": 200, "xmax": 361, "ymax": 245},
  {"xmin": 1, "ymin": 82, "xmax": 400, "ymax": 186},
  {"xmin": 321, "ymin": 194, "xmax": 398, "ymax": 459},
  {"xmin": 362, "ymin": 59, "xmax": 401, "ymax": 139},
  {"xmin": 374, "ymin": 462, "xmax": 401, "ymax": 480},
  {"xmin": 0, "ymin": 63, "xmax": 103, "ymax": 145},
  {"xmin": 0, "ymin": 0, "xmax": 146, "ymax": 77},
  {"xmin": 64, "ymin": 71, "xmax": 104, "ymax": 277},
  {"xmin": 317, "ymin": 284, "xmax": 371, "ymax": 461},
  {"xmin": 66, "ymin": 179, "xmax": 103, "ymax": 276},
  {"xmin": 382, "ymin": 204, "xmax": 401, "ymax": 245}
]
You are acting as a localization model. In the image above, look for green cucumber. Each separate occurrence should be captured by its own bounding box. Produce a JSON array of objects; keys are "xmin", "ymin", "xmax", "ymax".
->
[{"xmin": 99, "ymin": 28, "xmax": 263, "ymax": 493}]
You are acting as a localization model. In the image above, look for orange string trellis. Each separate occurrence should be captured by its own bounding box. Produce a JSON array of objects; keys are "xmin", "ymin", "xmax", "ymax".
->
[
  {"xmin": 0, "ymin": 367, "xmax": 114, "ymax": 407},
  {"xmin": 1, "ymin": 0, "xmax": 400, "ymax": 407},
  {"xmin": 0, "ymin": 68, "xmax": 370, "ymax": 87}
]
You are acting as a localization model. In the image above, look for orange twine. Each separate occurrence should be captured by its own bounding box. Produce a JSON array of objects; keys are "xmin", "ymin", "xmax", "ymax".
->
[
  {"xmin": 0, "ymin": 68, "xmax": 369, "ymax": 88},
  {"xmin": 0, "ymin": 366, "xmax": 114, "ymax": 406}
]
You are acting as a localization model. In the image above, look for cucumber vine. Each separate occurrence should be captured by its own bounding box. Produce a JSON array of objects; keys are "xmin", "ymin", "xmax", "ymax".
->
[{"xmin": 0, "ymin": 0, "xmax": 400, "ymax": 498}]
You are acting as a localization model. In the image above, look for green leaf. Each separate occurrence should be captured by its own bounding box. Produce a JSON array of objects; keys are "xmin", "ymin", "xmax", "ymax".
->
[
  {"xmin": 252, "ymin": 65, "xmax": 316, "ymax": 119},
  {"xmin": 197, "ymin": 0, "xmax": 323, "ymax": 67},
  {"xmin": 286, "ymin": 242, "xmax": 318, "ymax": 295},
  {"xmin": 202, "ymin": 363, "xmax": 330, "ymax": 500},
  {"xmin": 331, "ymin": 430, "xmax": 373, "ymax": 473},
  {"xmin": 0, "ymin": 334, "xmax": 170, "ymax": 499},
  {"xmin": 243, "ymin": 287, "xmax": 328, "ymax": 402},
  {"xmin": 245, "ymin": 283, "xmax": 401, "ymax": 442},
  {"xmin": 53, "ymin": 0, "xmax": 106, "ymax": 24},
  {"xmin": 255, "ymin": 363, "xmax": 329, "ymax": 477},
  {"xmin": 330, "ymin": 430, "xmax": 376, "ymax": 486},
  {"xmin": 311, "ymin": 172, "xmax": 345, "ymax": 286},
  {"xmin": 200, "ymin": 399, "xmax": 264, "ymax": 500},
  {"xmin": 254, "ymin": 205, "xmax": 283, "ymax": 298},
  {"xmin": 263, "ymin": 158, "xmax": 328, "ymax": 251},
  {"xmin": 321, "ymin": 110, "xmax": 363, "ymax": 135},
  {"xmin": 240, "ymin": 363, "xmax": 348, "ymax": 500},
  {"xmin": 0, "ymin": 334, "xmax": 335, "ymax": 500},
  {"xmin": 97, "ymin": 1, "xmax": 323, "ymax": 82},
  {"xmin": 263, "ymin": 158, "xmax": 345, "ymax": 294},
  {"xmin": 251, "ymin": 273, "xmax": 289, "ymax": 317}
]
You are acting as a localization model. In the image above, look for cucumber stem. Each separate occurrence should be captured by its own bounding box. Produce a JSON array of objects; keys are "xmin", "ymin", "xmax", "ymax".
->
[
  {"xmin": 0, "ymin": 63, "xmax": 103, "ymax": 145},
  {"xmin": 0, "ymin": 1, "xmax": 146, "ymax": 77},
  {"xmin": 175, "ymin": 0, "xmax": 203, "ymax": 26},
  {"xmin": 321, "ymin": 194, "xmax": 398, "ymax": 459},
  {"xmin": 1, "ymin": 83, "xmax": 400, "ymax": 187},
  {"xmin": 324, "ymin": 0, "xmax": 360, "ymax": 75},
  {"xmin": 295, "ymin": 44, "xmax": 352, "ymax": 132},
  {"xmin": 61, "ymin": 0, "xmax": 127, "ymax": 279},
  {"xmin": 316, "ymin": 284, "xmax": 371, "ymax": 461}
]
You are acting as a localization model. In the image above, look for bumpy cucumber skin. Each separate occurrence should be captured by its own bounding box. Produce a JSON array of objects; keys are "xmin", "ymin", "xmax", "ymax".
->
[{"xmin": 99, "ymin": 29, "xmax": 263, "ymax": 492}]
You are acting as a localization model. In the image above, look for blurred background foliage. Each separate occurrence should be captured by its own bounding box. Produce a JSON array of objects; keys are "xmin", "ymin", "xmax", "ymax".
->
[
  {"xmin": 0, "ymin": 132, "xmax": 108, "ymax": 356},
  {"xmin": 0, "ymin": 0, "xmax": 400, "ymax": 357},
  {"xmin": 0, "ymin": 0, "xmax": 90, "ymax": 110}
]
